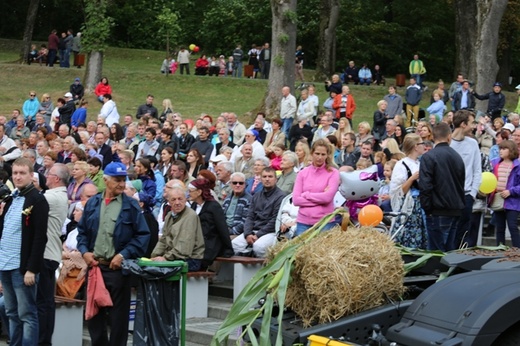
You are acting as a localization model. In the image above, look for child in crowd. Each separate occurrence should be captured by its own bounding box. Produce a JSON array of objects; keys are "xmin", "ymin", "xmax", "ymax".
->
[
  {"xmin": 35, "ymin": 44, "xmax": 48, "ymax": 66},
  {"xmin": 355, "ymin": 158, "xmax": 371, "ymax": 170},
  {"xmin": 28, "ymin": 44, "xmax": 38, "ymax": 64},
  {"xmin": 226, "ymin": 56, "xmax": 234, "ymax": 76},
  {"xmin": 270, "ymin": 144, "xmax": 285, "ymax": 171},
  {"xmin": 218, "ymin": 55, "xmax": 226, "ymax": 76},
  {"xmin": 208, "ymin": 56, "xmax": 220, "ymax": 76},
  {"xmin": 378, "ymin": 160, "xmax": 395, "ymax": 212}
]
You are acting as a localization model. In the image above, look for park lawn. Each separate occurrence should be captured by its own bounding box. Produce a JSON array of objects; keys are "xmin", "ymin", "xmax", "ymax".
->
[{"xmin": 0, "ymin": 38, "xmax": 518, "ymax": 127}]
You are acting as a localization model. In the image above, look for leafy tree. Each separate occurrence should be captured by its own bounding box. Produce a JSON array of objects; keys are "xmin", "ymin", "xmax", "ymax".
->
[{"xmin": 156, "ymin": 7, "xmax": 181, "ymax": 56}]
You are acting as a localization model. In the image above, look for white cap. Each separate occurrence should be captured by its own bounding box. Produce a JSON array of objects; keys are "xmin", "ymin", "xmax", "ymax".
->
[
  {"xmin": 503, "ymin": 123, "xmax": 516, "ymax": 132},
  {"xmin": 516, "ymin": 84, "xmax": 520, "ymax": 90},
  {"xmin": 64, "ymin": 92, "xmax": 73, "ymax": 98},
  {"xmin": 210, "ymin": 154, "xmax": 228, "ymax": 163}
]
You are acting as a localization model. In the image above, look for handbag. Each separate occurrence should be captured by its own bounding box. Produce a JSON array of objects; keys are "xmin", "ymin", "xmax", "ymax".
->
[{"xmin": 490, "ymin": 193, "xmax": 505, "ymax": 211}]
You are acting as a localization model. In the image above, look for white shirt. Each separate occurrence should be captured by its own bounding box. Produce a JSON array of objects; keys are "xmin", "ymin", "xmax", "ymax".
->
[
  {"xmin": 280, "ymin": 94, "xmax": 297, "ymax": 120},
  {"xmin": 99, "ymin": 100, "xmax": 120, "ymax": 127}
]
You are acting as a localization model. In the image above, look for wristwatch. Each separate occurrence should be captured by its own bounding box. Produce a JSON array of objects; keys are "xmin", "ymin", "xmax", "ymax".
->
[{"xmin": 117, "ymin": 253, "xmax": 125, "ymax": 260}]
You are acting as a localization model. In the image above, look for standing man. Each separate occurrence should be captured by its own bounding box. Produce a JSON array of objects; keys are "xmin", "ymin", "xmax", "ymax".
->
[
  {"xmin": 47, "ymin": 30, "xmax": 59, "ymax": 67},
  {"xmin": 383, "ymin": 85, "xmax": 403, "ymax": 119},
  {"xmin": 409, "ymin": 54, "xmax": 427, "ymax": 90},
  {"xmin": 472, "ymin": 82, "xmax": 506, "ymax": 121},
  {"xmin": 177, "ymin": 47, "xmax": 190, "ymax": 75},
  {"xmin": 449, "ymin": 73, "xmax": 464, "ymax": 110},
  {"xmin": 419, "ymin": 123, "xmax": 465, "ymax": 251},
  {"xmin": 452, "ymin": 80, "xmax": 475, "ymax": 111},
  {"xmin": 232, "ymin": 44, "xmax": 244, "ymax": 78},
  {"xmin": 99, "ymin": 94, "xmax": 120, "ymax": 127},
  {"xmin": 38, "ymin": 163, "xmax": 69, "ymax": 345},
  {"xmin": 72, "ymin": 32, "xmax": 82, "ymax": 68},
  {"xmin": 0, "ymin": 158, "xmax": 49, "ymax": 345},
  {"xmin": 280, "ymin": 86, "xmax": 297, "ymax": 140},
  {"xmin": 136, "ymin": 94, "xmax": 158, "ymax": 120},
  {"xmin": 450, "ymin": 110, "xmax": 481, "ymax": 247},
  {"xmin": 405, "ymin": 77, "xmax": 422, "ymax": 127},
  {"xmin": 77, "ymin": 162, "xmax": 150, "ymax": 346},
  {"xmin": 258, "ymin": 43, "xmax": 271, "ymax": 79}
]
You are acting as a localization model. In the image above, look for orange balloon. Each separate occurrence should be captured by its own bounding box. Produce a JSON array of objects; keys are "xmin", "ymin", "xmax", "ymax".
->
[{"xmin": 358, "ymin": 205, "xmax": 383, "ymax": 227}]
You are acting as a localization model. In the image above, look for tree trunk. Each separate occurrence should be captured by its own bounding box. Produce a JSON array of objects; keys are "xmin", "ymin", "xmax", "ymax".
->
[
  {"xmin": 84, "ymin": 51, "xmax": 103, "ymax": 93},
  {"xmin": 454, "ymin": 0, "xmax": 508, "ymax": 112},
  {"xmin": 262, "ymin": 0, "xmax": 297, "ymax": 118},
  {"xmin": 314, "ymin": 0, "xmax": 340, "ymax": 81},
  {"xmin": 20, "ymin": 0, "xmax": 40, "ymax": 64},
  {"xmin": 496, "ymin": 46, "xmax": 512, "ymax": 87}
]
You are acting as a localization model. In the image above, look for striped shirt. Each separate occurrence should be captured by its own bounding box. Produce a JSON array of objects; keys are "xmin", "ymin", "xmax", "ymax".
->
[
  {"xmin": 497, "ymin": 161, "xmax": 513, "ymax": 192},
  {"xmin": 0, "ymin": 195, "xmax": 25, "ymax": 270}
]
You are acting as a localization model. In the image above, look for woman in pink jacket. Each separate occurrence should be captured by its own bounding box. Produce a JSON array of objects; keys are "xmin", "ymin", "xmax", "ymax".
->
[{"xmin": 293, "ymin": 138, "xmax": 340, "ymax": 236}]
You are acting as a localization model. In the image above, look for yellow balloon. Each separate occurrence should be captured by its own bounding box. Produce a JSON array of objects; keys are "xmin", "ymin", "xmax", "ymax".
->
[
  {"xmin": 189, "ymin": 44, "xmax": 196, "ymax": 51},
  {"xmin": 479, "ymin": 172, "xmax": 497, "ymax": 194}
]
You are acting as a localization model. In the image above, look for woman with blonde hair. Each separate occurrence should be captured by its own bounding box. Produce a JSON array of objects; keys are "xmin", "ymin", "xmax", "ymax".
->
[
  {"xmin": 160, "ymin": 98, "xmax": 173, "ymax": 123},
  {"xmin": 334, "ymin": 117, "xmax": 352, "ymax": 144},
  {"xmin": 356, "ymin": 121, "xmax": 374, "ymax": 146},
  {"xmin": 67, "ymin": 161, "xmax": 94, "ymax": 203},
  {"xmin": 383, "ymin": 137, "xmax": 405, "ymax": 160},
  {"xmin": 390, "ymin": 133, "xmax": 427, "ymax": 248},
  {"xmin": 295, "ymin": 140, "xmax": 311, "ymax": 170},
  {"xmin": 293, "ymin": 138, "xmax": 340, "ymax": 235}
]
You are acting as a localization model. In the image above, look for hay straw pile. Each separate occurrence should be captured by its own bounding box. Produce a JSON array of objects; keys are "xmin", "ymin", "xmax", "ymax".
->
[{"xmin": 269, "ymin": 226, "xmax": 405, "ymax": 327}]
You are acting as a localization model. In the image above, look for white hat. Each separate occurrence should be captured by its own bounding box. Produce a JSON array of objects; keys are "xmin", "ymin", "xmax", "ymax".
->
[
  {"xmin": 210, "ymin": 154, "xmax": 228, "ymax": 163},
  {"xmin": 64, "ymin": 92, "xmax": 73, "ymax": 98},
  {"xmin": 516, "ymin": 84, "xmax": 520, "ymax": 90},
  {"xmin": 503, "ymin": 123, "xmax": 516, "ymax": 132}
]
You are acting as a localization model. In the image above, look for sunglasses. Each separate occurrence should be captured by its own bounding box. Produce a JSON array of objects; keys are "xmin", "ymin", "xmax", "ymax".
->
[
  {"xmin": 231, "ymin": 181, "xmax": 245, "ymax": 185},
  {"xmin": 30, "ymin": 94, "xmax": 36, "ymax": 97}
]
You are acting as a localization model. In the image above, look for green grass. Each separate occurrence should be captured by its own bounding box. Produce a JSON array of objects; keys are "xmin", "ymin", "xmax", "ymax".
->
[{"xmin": 1, "ymin": 38, "xmax": 518, "ymax": 127}]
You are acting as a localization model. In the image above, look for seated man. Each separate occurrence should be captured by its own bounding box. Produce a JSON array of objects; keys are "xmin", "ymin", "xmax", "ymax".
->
[
  {"xmin": 222, "ymin": 172, "xmax": 252, "ymax": 237},
  {"xmin": 151, "ymin": 184, "xmax": 205, "ymax": 271},
  {"xmin": 232, "ymin": 167, "xmax": 286, "ymax": 258}
]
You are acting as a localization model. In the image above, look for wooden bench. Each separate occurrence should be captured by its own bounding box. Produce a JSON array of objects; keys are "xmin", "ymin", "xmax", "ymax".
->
[
  {"xmin": 184, "ymin": 271, "xmax": 215, "ymax": 318},
  {"xmin": 214, "ymin": 256, "xmax": 265, "ymax": 301}
]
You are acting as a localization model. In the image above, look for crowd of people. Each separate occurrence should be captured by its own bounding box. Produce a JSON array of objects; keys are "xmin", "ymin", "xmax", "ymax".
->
[
  {"xmin": 28, "ymin": 29, "xmax": 82, "ymax": 68},
  {"xmin": 1, "ymin": 63, "xmax": 520, "ymax": 344}
]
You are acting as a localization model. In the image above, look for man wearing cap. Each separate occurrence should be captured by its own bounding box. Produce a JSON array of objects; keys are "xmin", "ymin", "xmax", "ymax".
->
[
  {"xmin": 77, "ymin": 162, "xmax": 150, "ymax": 346},
  {"xmin": 472, "ymin": 82, "xmax": 506, "ymax": 121},
  {"xmin": 58, "ymin": 92, "xmax": 76, "ymax": 127},
  {"xmin": 70, "ymin": 78, "xmax": 84, "ymax": 103}
]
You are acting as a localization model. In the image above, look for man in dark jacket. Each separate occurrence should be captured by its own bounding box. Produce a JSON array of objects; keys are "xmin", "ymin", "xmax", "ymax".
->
[
  {"xmin": 58, "ymin": 92, "xmax": 76, "ymax": 127},
  {"xmin": 419, "ymin": 122, "xmax": 465, "ymax": 251},
  {"xmin": 77, "ymin": 162, "xmax": 150, "ymax": 346},
  {"xmin": 69, "ymin": 78, "xmax": 84, "ymax": 103},
  {"xmin": 452, "ymin": 80, "xmax": 475, "ymax": 111},
  {"xmin": 473, "ymin": 82, "xmax": 506, "ymax": 120},
  {"xmin": 405, "ymin": 77, "xmax": 422, "ymax": 127},
  {"xmin": 136, "ymin": 94, "xmax": 158, "ymax": 119},
  {"xmin": 0, "ymin": 158, "xmax": 49, "ymax": 345},
  {"xmin": 231, "ymin": 167, "xmax": 285, "ymax": 258}
]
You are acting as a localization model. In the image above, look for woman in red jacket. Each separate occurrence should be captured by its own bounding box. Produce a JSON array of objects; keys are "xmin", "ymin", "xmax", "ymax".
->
[
  {"xmin": 332, "ymin": 85, "xmax": 357, "ymax": 127},
  {"xmin": 94, "ymin": 77, "xmax": 112, "ymax": 103},
  {"xmin": 195, "ymin": 55, "xmax": 209, "ymax": 75}
]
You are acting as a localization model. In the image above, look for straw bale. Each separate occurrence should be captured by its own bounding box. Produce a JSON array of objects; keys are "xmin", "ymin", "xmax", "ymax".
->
[{"xmin": 273, "ymin": 226, "xmax": 405, "ymax": 327}]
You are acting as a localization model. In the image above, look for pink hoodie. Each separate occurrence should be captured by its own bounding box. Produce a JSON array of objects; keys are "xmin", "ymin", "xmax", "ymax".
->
[{"xmin": 293, "ymin": 164, "xmax": 340, "ymax": 225}]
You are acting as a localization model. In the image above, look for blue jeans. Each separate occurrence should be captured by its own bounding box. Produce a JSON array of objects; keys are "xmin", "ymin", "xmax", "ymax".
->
[
  {"xmin": 426, "ymin": 215, "xmax": 459, "ymax": 251},
  {"xmin": 495, "ymin": 209, "xmax": 520, "ymax": 247},
  {"xmin": 295, "ymin": 221, "xmax": 337, "ymax": 237},
  {"xmin": 359, "ymin": 78, "xmax": 372, "ymax": 85},
  {"xmin": 233, "ymin": 62, "xmax": 242, "ymax": 78},
  {"xmin": 281, "ymin": 118, "xmax": 293, "ymax": 141},
  {"xmin": 0, "ymin": 269, "xmax": 39, "ymax": 346}
]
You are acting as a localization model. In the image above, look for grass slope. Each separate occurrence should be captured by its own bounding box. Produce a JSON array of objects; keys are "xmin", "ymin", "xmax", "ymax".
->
[{"xmin": 1, "ymin": 39, "xmax": 518, "ymax": 127}]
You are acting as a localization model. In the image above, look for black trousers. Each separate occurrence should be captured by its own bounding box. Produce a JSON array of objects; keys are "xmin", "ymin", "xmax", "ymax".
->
[
  {"xmin": 88, "ymin": 265, "xmax": 131, "ymax": 346},
  {"xmin": 37, "ymin": 259, "xmax": 59, "ymax": 346}
]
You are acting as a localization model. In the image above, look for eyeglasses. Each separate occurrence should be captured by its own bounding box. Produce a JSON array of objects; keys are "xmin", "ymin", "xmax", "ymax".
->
[
  {"xmin": 30, "ymin": 94, "xmax": 36, "ymax": 97},
  {"xmin": 417, "ymin": 142, "xmax": 425, "ymax": 145},
  {"xmin": 231, "ymin": 181, "xmax": 245, "ymax": 185}
]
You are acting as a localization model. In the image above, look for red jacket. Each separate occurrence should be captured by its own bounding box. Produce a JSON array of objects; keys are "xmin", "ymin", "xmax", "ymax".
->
[
  {"xmin": 94, "ymin": 83, "xmax": 112, "ymax": 97},
  {"xmin": 332, "ymin": 93, "xmax": 356, "ymax": 120},
  {"xmin": 196, "ymin": 58, "xmax": 209, "ymax": 68}
]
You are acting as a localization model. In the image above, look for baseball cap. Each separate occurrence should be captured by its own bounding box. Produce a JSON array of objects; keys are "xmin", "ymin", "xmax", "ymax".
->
[
  {"xmin": 75, "ymin": 77, "xmax": 80, "ymax": 82},
  {"xmin": 503, "ymin": 123, "xmax": 515, "ymax": 133},
  {"xmin": 493, "ymin": 82, "xmax": 502, "ymax": 88},
  {"xmin": 210, "ymin": 154, "xmax": 228, "ymax": 163},
  {"xmin": 104, "ymin": 162, "xmax": 128, "ymax": 177},
  {"xmin": 64, "ymin": 92, "xmax": 73, "ymax": 98},
  {"xmin": 516, "ymin": 84, "xmax": 520, "ymax": 90}
]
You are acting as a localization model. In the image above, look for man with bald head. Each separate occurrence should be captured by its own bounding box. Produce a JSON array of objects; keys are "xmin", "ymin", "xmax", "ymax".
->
[{"xmin": 280, "ymin": 86, "xmax": 297, "ymax": 139}]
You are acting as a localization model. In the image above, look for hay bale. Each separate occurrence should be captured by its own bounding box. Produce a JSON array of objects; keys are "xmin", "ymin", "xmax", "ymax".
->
[{"xmin": 274, "ymin": 226, "xmax": 405, "ymax": 327}]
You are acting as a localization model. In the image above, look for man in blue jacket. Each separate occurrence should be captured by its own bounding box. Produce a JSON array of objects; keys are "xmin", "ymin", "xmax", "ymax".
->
[{"xmin": 77, "ymin": 162, "xmax": 150, "ymax": 346}]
